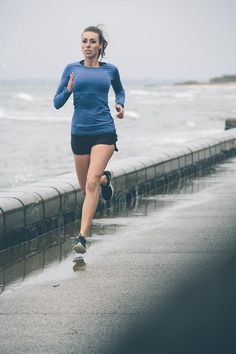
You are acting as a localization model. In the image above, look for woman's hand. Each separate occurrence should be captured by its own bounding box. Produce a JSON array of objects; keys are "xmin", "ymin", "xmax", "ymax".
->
[
  {"xmin": 67, "ymin": 72, "xmax": 75, "ymax": 93},
  {"xmin": 115, "ymin": 104, "xmax": 125, "ymax": 119}
]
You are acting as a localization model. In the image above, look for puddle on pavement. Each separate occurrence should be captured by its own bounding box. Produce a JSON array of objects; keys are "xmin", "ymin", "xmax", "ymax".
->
[{"xmin": 1, "ymin": 158, "xmax": 236, "ymax": 295}]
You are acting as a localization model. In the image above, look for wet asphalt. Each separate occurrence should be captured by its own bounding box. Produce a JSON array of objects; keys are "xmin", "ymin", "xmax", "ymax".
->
[{"xmin": 1, "ymin": 158, "xmax": 236, "ymax": 354}]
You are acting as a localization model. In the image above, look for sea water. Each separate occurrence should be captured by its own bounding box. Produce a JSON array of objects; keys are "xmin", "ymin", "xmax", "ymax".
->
[{"xmin": 0, "ymin": 80, "xmax": 236, "ymax": 189}]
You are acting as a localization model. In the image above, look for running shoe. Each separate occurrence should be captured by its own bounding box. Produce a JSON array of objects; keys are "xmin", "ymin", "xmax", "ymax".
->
[
  {"xmin": 101, "ymin": 170, "xmax": 114, "ymax": 201},
  {"xmin": 73, "ymin": 234, "xmax": 87, "ymax": 254}
]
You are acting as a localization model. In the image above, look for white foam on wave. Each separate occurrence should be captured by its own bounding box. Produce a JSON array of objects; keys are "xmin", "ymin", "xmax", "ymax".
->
[
  {"xmin": 128, "ymin": 90, "xmax": 149, "ymax": 96},
  {"xmin": 125, "ymin": 110, "xmax": 140, "ymax": 119},
  {"xmin": 0, "ymin": 107, "xmax": 6, "ymax": 118},
  {"xmin": 173, "ymin": 92, "xmax": 194, "ymax": 101},
  {"xmin": 185, "ymin": 120, "xmax": 197, "ymax": 127},
  {"xmin": 128, "ymin": 90, "xmax": 170, "ymax": 97},
  {"xmin": 165, "ymin": 137, "xmax": 189, "ymax": 144},
  {"xmin": 140, "ymin": 98, "xmax": 178, "ymax": 105},
  {"xmin": 0, "ymin": 114, "xmax": 70, "ymax": 122},
  {"xmin": 223, "ymin": 94, "xmax": 236, "ymax": 100},
  {"xmin": 14, "ymin": 173, "xmax": 32, "ymax": 183},
  {"xmin": 15, "ymin": 92, "xmax": 34, "ymax": 101},
  {"xmin": 199, "ymin": 129, "xmax": 222, "ymax": 136},
  {"xmin": 155, "ymin": 136, "xmax": 189, "ymax": 145}
]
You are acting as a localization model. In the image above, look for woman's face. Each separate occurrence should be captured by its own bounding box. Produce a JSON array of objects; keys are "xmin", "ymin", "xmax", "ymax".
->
[{"xmin": 81, "ymin": 31, "xmax": 102, "ymax": 60}]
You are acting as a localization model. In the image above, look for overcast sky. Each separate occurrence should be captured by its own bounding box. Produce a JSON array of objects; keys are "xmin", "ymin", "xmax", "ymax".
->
[{"xmin": 1, "ymin": 0, "xmax": 236, "ymax": 82}]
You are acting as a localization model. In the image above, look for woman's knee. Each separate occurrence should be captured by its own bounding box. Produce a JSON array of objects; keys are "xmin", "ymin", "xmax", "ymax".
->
[{"xmin": 86, "ymin": 174, "xmax": 102, "ymax": 193}]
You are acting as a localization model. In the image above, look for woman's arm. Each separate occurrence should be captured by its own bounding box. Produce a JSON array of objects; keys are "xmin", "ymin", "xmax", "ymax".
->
[
  {"xmin": 53, "ymin": 65, "xmax": 72, "ymax": 109},
  {"xmin": 111, "ymin": 66, "xmax": 125, "ymax": 108},
  {"xmin": 111, "ymin": 66, "xmax": 125, "ymax": 119}
]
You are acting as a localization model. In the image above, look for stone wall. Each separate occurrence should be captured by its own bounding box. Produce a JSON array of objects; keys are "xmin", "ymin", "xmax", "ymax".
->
[{"xmin": 1, "ymin": 128, "xmax": 236, "ymax": 249}]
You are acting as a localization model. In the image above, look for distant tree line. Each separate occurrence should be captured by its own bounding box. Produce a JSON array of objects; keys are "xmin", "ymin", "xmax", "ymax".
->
[
  {"xmin": 210, "ymin": 75, "xmax": 236, "ymax": 83},
  {"xmin": 175, "ymin": 74, "xmax": 236, "ymax": 85}
]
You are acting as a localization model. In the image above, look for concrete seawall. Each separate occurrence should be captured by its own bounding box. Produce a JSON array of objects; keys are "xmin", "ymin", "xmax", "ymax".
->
[{"xmin": 1, "ymin": 128, "xmax": 236, "ymax": 249}]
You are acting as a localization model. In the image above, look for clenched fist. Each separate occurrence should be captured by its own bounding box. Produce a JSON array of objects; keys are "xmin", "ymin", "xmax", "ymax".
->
[
  {"xmin": 115, "ymin": 104, "xmax": 125, "ymax": 119},
  {"xmin": 67, "ymin": 72, "xmax": 75, "ymax": 93}
]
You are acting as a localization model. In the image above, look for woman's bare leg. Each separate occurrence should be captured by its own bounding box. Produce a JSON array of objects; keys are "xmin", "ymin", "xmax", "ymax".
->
[
  {"xmin": 74, "ymin": 153, "xmax": 109, "ymax": 194},
  {"xmin": 73, "ymin": 154, "xmax": 90, "ymax": 195},
  {"xmin": 80, "ymin": 144, "xmax": 114, "ymax": 237}
]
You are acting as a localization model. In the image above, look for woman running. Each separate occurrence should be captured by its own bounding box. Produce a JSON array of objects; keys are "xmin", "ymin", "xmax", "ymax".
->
[{"xmin": 53, "ymin": 25, "xmax": 125, "ymax": 254}]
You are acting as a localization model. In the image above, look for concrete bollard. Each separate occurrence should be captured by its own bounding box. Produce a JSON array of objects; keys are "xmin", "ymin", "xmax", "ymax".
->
[{"xmin": 225, "ymin": 118, "xmax": 236, "ymax": 130}]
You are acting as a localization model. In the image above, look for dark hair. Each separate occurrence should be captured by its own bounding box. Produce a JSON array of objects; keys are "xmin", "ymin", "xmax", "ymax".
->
[{"xmin": 82, "ymin": 25, "xmax": 108, "ymax": 60}]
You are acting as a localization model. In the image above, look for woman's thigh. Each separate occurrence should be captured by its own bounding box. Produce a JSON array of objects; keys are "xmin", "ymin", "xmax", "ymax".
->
[{"xmin": 87, "ymin": 144, "xmax": 114, "ymax": 180}]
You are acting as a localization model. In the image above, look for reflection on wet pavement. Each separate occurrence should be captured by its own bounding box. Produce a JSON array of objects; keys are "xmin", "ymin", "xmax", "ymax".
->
[
  {"xmin": 73, "ymin": 256, "xmax": 86, "ymax": 271},
  {"xmin": 0, "ymin": 160, "xmax": 234, "ymax": 295}
]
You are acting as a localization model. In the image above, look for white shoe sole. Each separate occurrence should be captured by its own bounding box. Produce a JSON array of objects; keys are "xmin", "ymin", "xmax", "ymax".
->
[
  {"xmin": 102, "ymin": 183, "xmax": 114, "ymax": 200},
  {"xmin": 109, "ymin": 183, "xmax": 114, "ymax": 199},
  {"xmin": 73, "ymin": 243, "xmax": 86, "ymax": 254}
]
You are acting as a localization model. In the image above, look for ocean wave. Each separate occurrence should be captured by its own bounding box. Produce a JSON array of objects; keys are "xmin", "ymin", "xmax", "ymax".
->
[
  {"xmin": 159, "ymin": 137, "xmax": 189, "ymax": 144},
  {"xmin": 173, "ymin": 92, "xmax": 194, "ymax": 100},
  {"xmin": 222, "ymin": 95, "xmax": 236, "ymax": 100},
  {"xmin": 15, "ymin": 92, "xmax": 34, "ymax": 101},
  {"xmin": 0, "ymin": 107, "xmax": 6, "ymax": 118},
  {"xmin": 185, "ymin": 120, "xmax": 197, "ymax": 127},
  {"xmin": 0, "ymin": 114, "xmax": 70, "ymax": 122},
  {"xmin": 128, "ymin": 90, "xmax": 196, "ymax": 101},
  {"xmin": 128, "ymin": 90, "xmax": 171, "ymax": 97},
  {"xmin": 139, "ymin": 98, "xmax": 178, "ymax": 105},
  {"xmin": 125, "ymin": 110, "xmax": 140, "ymax": 119},
  {"xmin": 128, "ymin": 90, "xmax": 150, "ymax": 96},
  {"xmin": 199, "ymin": 129, "xmax": 223, "ymax": 136}
]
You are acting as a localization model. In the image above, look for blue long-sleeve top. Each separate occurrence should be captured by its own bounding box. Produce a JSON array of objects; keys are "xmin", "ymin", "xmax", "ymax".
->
[{"xmin": 53, "ymin": 60, "xmax": 125, "ymax": 135}]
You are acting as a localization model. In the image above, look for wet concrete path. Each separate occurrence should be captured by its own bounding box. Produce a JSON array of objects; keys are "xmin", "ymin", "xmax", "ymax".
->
[{"xmin": 1, "ymin": 158, "xmax": 236, "ymax": 354}]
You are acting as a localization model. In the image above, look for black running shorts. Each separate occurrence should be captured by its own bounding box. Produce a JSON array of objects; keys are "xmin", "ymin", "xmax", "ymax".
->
[{"xmin": 71, "ymin": 132, "xmax": 118, "ymax": 155}]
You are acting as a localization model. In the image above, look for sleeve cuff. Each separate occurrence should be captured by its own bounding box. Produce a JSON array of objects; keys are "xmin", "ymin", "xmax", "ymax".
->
[
  {"xmin": 65, "ymin": 87, "xmax": 72, "ymax": 95},
  {"xmin": 117, "ymin": 103, "xmax": 124, "ymax": 108}
]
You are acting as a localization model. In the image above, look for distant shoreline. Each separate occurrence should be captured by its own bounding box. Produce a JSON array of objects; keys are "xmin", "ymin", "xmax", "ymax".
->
[
  {"xmin": 174, "ymin": 82, "xmax": 236, "ymax": 88},
  {"xmin": 175, "ymin": 75, "xmax": 236, "ymax": 87}
]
